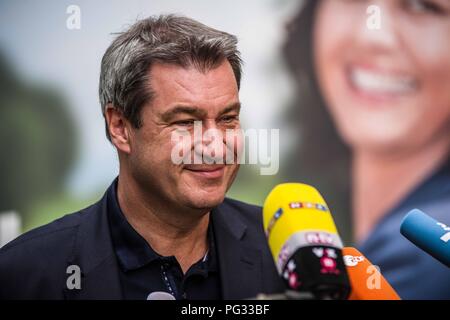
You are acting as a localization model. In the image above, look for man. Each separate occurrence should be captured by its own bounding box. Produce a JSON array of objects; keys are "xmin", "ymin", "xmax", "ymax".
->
[{"xmin": 0, "ymin": 14, "xmax": 284, "ymax": 299}]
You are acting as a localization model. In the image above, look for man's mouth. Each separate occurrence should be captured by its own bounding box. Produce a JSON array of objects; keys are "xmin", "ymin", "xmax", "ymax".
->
[{"xmin": 183, "ymin": 164, "xmax": 226, "ymax": 179}]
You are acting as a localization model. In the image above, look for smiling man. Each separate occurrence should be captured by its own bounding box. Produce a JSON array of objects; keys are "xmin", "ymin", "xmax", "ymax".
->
[{"xmin": 0, "ymin": 14, "xmax": 284, "ymax": 300}]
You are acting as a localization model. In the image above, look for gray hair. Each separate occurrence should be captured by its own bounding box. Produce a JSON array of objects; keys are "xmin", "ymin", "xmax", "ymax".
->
[{"xmin": 99, "ymin": 14, "xmax": 242, "ymax": 141}]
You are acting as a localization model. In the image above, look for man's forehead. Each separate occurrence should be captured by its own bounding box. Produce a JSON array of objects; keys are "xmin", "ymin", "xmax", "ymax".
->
[
  {"xmin": 149, "ymin": 61, "xmax": 237, "ymax": 92},
  {"xmin": 148, "ymin": 61, "xmax": 239, "ymax": 114}
]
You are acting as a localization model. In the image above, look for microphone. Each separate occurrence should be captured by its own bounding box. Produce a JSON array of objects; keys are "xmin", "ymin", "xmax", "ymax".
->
[
  {"xmin": 263, "ymin": 183, "xmax": 350, "ymax": 299},
  {"xmin": 400, "ymin": 209, "xmax": 450, "ymax": 267},
  {"xmin": 342, "ymin": 247, "xmax": 400, "ymax": 300},
  {"xmin": 147, "ymin": 291, "xmax": 176, "ymax": 300}
]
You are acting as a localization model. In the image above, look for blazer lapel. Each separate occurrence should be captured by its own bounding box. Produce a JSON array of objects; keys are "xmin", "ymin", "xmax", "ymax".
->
[
  {"xmin": 212, "ymin": 205, "xmax": 263, "ymax": 300},
  {"xmin": 64, "ymin": 193, "xmax": 123, "ymax": 300}
]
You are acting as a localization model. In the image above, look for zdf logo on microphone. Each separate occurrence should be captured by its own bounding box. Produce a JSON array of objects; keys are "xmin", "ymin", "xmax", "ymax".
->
[{"xmin": 343, "ymin": 255, "xmax": 364, "ymax": 267}]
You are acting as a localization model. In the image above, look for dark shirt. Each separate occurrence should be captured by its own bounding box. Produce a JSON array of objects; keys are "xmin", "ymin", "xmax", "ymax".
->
[
  {"xmin": 359, "ymin": 160, "xmax": 450, "ymax": 300},
  {"xmin": 106, "ymin": 180, "xmax": 222, "ymax": 300}
]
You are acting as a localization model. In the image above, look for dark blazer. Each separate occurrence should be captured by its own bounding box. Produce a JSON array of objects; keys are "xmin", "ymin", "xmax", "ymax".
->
[{"xmin": 0, "ymin": 189, "xmax": 285, "ymax": 300}]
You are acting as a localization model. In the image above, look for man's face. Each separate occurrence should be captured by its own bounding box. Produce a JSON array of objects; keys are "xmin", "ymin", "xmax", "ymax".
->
[{"xmin": 126, "ymin": 61, "xmax": 241, "ymax": 211}]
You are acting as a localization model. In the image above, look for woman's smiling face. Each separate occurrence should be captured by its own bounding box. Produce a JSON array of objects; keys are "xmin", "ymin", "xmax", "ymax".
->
[{"xmin": 314, "ymin": 0, "xmax": 450, "ymax": 154}]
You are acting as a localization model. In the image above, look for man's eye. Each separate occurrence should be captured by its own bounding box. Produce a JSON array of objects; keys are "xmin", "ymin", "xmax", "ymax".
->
[
  {"xmin": 220, "ymin": 115, "xmax": 238, "ymax": 123},
  {"xmin": 174, "ymin": 120, "xmax": 195, "ymax": 126},
  {"xmin": 405, "ymin": 0, "xmax": 447, "ymax": 15}
]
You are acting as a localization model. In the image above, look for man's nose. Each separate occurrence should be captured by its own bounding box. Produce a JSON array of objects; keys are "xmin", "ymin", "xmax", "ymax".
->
[
  {"xmin": 195, "ymin": 119, "xmax": 223, "ymax": 145},
  {"xmin": 193, "ymin": 120, "xmax": 227, "ymax": 163}
]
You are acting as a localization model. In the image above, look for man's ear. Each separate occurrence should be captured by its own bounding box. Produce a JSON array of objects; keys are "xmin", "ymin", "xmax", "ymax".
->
[{"xmin": 105, "ymin": 104, "xmax": 131, "ymax": 154}]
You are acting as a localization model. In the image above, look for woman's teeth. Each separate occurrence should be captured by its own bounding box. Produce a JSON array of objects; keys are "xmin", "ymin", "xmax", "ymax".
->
[{"xmin": 350, "ymin": 67, "xmax": 417, "ymax": 95}]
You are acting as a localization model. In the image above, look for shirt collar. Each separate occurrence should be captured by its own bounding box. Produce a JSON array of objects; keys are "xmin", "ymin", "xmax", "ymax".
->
[{"xmin": 106, "ymin": 178, "xmax": 217, "ymax": 273}]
